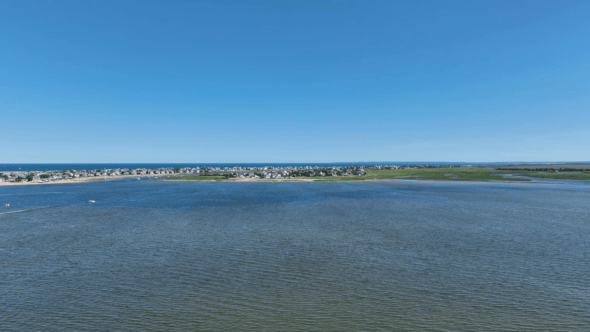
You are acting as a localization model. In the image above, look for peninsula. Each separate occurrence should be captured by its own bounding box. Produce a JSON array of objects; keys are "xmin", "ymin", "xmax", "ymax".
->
[{"xmin": 2, "ymin": 164, "xmax": 589, "ymax": 186}]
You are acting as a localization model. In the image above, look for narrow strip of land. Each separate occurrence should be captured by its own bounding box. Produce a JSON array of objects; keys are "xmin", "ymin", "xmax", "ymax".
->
[
  {"xmin": 4, "ymin": 165, "xmax": 590, "ymax": 186},
  {"xmin": 157, "ymin": 168, "xmax": 532, "ymax": 182}
]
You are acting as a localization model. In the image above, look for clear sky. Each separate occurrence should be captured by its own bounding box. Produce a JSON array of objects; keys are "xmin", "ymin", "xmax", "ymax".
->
[{"xmin": 1, "ymin": 0, "xmax": 589, "ymax": 163}]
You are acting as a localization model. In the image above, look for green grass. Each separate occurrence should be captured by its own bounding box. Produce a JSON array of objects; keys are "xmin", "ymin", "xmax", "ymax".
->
[
  {"xmin": 155, "ymin": 176, "xmax": 227, "ymax": 181},
  {"xmin": 316, "ymin": 167, "xmax": 530, "ymax": 182},
  {"xmin": 155, "ymin": 170, "xmax": 590, "ymax": 182},
  {"xmin": 154, "ymin": 167, "xmax": 537, "ymax": 183},
  {"xmin": 496, "ymin": 164, "xmax": 590, "ymax": 171},
  {"xmin": 516, "ymin": 172, "xmax": 590, "ymax": 180}
]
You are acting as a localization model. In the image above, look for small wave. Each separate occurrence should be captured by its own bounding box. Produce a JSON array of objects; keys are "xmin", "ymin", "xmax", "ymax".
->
[
  {"xmin": 0, "ymin": 209, "xmax": 29, "ymax": 215},
  {"xmin": 0, "ymin": 206, "xmax": 53, "ymax": 215}
]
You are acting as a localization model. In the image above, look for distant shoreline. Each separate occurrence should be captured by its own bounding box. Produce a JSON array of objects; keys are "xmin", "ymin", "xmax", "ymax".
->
[
  {"xmin": 3, "ymin": 165, "xmax": 590, "ymax": 186},
  {"xmin": 0, "ymin": 174, "xmax": 163, "ymax": 186},
  {"xmin": 0, "ymin": 177, "xmax": 529, "ymax": 186}
]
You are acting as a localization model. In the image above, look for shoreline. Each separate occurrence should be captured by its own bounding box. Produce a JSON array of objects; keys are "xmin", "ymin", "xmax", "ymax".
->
[
  {"xmin": 0, "ymin": 174, "xmax": 165, "ymax": 186},
  {"xmin": 2, "ymin": 176, "xmax": 578, "ymax": 186},
  {"xmin": 1, "ymin": 175, "xmax": 530, "ymax": 186},
  {"xmin": 160, "ymin": 178, "xmax": 317, "ymax": 182},
  {"xmin": 154, "ymin": 177, "xmax": 531, "ymax": 183},
  {"xmin": 7, "ymin": 170, "xmax": 589, "ymax": 186}
]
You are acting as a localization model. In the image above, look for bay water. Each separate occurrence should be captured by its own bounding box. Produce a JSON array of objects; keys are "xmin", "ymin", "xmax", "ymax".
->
[{"xmin": 1, "ymin": 179, "xmax": 589, "ymax": 331}]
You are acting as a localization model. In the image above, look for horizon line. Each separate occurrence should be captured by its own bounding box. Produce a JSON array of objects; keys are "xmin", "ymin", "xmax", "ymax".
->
[{"xmin": 2, "ymin": 161, "xmax": 590, "ymax": 165}]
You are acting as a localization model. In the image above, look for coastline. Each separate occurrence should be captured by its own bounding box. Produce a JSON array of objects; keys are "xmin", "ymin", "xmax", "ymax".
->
[
  {"xmin": 0, "ymin": 174, "xmax": 164, "ymax": 186},
  {"xmin": 9, "ymin": 166, "xmax": 589, "ymax": 185},
  {"xmin": 160, "ymin": 177, "xmax": 317, "ymax": 182},
  {"xmin": 1, "ymin": 174, "xmax": 538, "ymax": 186},
  {"xmin": 155, "ymin": 177, "xmax": 529, "ymax": 183}
]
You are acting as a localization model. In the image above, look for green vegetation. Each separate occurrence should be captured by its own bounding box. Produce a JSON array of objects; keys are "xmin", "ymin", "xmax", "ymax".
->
[
  {"xmin": 152, "ymin": 166, "xmax": 590, "ymax": 183},
  {"xmin": 316, "ymin": 167, "xmax": 530, "ymax": 182},
  {"xmin": 496, "ymin": 165, "xmax": 590, "ymax": 171},
  {"xmin": 156, "ymin": 176, "xmax": 227, "ymax": 181},
  {"xmin": 493, "ymin": 165, "xmax": 590, "ymax": 180},
  {"xmin": 153, "ymin": 167, "xmax": 538, "ymax": 182},
  {"xmin": 516, "ymin": 172, "xmax": 590, "ymax": 180}
]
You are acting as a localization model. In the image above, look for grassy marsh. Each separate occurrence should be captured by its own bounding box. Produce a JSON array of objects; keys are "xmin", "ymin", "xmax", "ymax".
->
[
  {"xmin": 151, "ymin": 167, "xmax": 590, "ymax": 183},
  {"xmin": 316, "ymin": 167, "xmax": 530, "ymax": 182},
  {"xmin": 515, "ymin": 172, "xmax": 590, "ymax": 180},
  {"xmin": 160, "ymin": 168, "xmax": 533, "ymax": 182}
]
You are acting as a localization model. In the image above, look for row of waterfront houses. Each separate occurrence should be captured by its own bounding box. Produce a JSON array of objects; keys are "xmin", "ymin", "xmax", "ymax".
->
[
  {"xmin": 1, "ymin": 165, "xmax": 430, "ymax": 183},
  {"xmin": 0, "ymin": 167, "xmax": 198, "ymax": 183}
]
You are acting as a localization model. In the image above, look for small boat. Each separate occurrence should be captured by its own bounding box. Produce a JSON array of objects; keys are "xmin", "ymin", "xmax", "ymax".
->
[
  {"xmin": 136, "ymin": 178, "xmax": 141, "ymax": 180},
  {"xmin": 5, "ymin": 204, "xmax": 9, "ymax": 207},
  {"xmin": 89, "ymin": 200, "xmax": 95, "ymax": 203}
]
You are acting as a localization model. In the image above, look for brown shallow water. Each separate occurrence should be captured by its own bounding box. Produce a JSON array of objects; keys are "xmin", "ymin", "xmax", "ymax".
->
[{"xmin": 1, "ymin": 179, "xmax": 589, "ymax": 331}]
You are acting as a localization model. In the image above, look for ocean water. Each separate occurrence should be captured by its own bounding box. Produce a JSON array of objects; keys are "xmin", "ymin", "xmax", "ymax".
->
[{"xmin": 1, "ymin": 179, "xmax": 589, "ymax": 331}]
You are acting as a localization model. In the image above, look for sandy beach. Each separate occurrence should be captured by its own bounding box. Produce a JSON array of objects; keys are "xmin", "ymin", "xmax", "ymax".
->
[
  {"xmin": 161, "ymin": 177, "xmax": 318, "ymax": 182},
  {"xmin": 0, "ymin": 174, "xmax": 167, "ymax": 186},
  {"xmin": 0, "ymin": 174, "xmax": 324, "ymax": 186}
]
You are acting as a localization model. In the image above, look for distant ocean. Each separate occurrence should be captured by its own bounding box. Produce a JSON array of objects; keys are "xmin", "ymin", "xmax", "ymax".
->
[{"xmin": 1, "ymin": 162, "xmax": 587, "ymax": 172}]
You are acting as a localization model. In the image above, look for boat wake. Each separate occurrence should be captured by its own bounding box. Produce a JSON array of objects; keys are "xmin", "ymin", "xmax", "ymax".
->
[{"xmin": 0, "ymin": 206, "xmax": 53, "ymax": 215}]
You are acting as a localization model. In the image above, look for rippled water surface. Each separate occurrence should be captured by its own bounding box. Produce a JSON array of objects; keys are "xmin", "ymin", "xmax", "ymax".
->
[{"xmin": 1, "ymin": 179, "xmax": 589, "ymax": 331}]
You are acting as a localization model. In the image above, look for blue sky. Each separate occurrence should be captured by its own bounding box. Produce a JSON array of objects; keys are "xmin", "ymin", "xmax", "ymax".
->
[{"xmin": 1, "ymin": 0, "xmax": 588, "ymax": 163}]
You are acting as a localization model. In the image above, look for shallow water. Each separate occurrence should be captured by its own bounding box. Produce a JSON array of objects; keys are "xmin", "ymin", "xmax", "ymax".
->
[{"xmin": 1, "ymin": 179, "xmax": 589, "ymax": 331}]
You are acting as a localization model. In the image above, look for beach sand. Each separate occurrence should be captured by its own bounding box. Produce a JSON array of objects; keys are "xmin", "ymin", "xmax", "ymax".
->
[{"xmin": 0, "ymin": 174, "xmax": 167, "ymax": 186}]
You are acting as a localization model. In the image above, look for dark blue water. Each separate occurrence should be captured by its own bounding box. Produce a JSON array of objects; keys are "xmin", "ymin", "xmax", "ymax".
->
[
  {"xmin": 1, "ymin": 179, "xmax": 589, "ymax": 331},
  {"xmin": 3, "ymin": 162, "xmax": 587, "ymax": 172}
]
